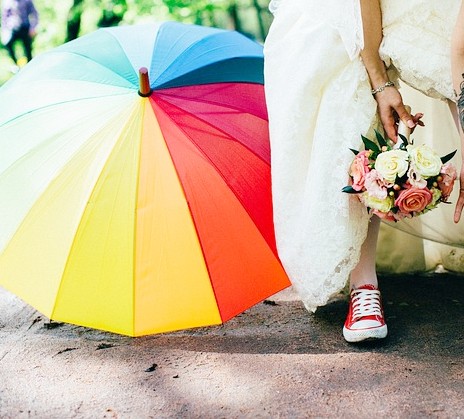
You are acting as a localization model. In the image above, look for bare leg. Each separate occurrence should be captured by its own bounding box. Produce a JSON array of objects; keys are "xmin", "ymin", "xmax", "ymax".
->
[
  {"xmin": 5, "ymin": 37, "xmax": 18, "ymax": 64},
  {"xmin": 349, "ymin": 215, "xmax": 380, "ymax": 289},
  {"xmin": 343, "ymin": 215, "xmax": 386, "ymax": 343}
]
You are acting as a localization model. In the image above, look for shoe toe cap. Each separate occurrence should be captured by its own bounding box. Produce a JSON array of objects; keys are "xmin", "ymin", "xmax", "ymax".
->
[{"xmin": 349, "ymin": 319, "xmax": 383, "ymax": 330}]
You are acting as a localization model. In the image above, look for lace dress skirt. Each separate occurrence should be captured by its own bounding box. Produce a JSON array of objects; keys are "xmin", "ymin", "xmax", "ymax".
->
[{"xmin": 264, "ymin": 0, "xmax": 461, "ymax": 312}]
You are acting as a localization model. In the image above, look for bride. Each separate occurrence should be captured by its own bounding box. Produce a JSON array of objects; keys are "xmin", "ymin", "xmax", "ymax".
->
[{"xmin": 264, "ymin": 0, "xmax": 464, "ymax": 342}]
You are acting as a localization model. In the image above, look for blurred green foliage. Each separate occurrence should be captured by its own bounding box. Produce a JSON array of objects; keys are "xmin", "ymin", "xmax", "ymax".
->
[{"xmin": 0, "ymin": 0, "xmax": 273, "ymax": 85}]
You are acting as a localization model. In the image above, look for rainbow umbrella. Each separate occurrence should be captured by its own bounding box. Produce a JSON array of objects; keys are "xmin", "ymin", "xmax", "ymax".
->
[{"xmin": 0, "ymin": 22, "xmax": 290, "ymax": 336}]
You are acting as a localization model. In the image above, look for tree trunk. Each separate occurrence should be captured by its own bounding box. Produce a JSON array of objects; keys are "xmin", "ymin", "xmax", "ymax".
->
[
  {"xmin": 228, "ymin": 2, "xmax": 243, "ymax": 33},
  {"xmin": 252, "ymin": 0, "xmax": 266, "ymax": 41},
  {"xmin": 97, "ymin": 0, "xmax": 128, "ymax": 28},
  {"xmin": 66, "ymin": 0, "xmax": 84, "ymax": 42}
]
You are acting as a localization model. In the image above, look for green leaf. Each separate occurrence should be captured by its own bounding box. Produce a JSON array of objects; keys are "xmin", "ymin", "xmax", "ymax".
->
[
  {"xmin": 398, "ymin": 133, "xmax": 409, "ymax": 148},
  {"xmin": 361, "ymin": 135, "xmax": 380, "ymax": 153},
  {"xmin": 342, "ymin": 186, "xmax": 361, "ymax": 194},
  {"xmin": 441, "ymin": 150, "xmax": 457, "ymax": 164},
  {"xmin": 374, "ymin": 130, "xmax": 388, "ymax": 148},
  {"xmin": 349, "ymin": 148, "xmax": 359, "ymax": 155}
]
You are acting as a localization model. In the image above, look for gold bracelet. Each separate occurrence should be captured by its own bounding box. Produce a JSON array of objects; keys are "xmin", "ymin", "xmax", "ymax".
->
[{"xmin": 371, "ymin": 81, "xmax": 395, "ymax": 95}]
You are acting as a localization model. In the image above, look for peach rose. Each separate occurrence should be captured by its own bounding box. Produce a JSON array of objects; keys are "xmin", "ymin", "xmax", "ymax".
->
[
  {"xmin": 438, "ymin": 163, "xmax": 457, "ymax": 201},
  {"xmin": 395, "ymin": 187, "xmax": 433, "ymax": 214},
  {"xmin": 350, "ymin": 151, "xmax": 371, "ymax": 191}
]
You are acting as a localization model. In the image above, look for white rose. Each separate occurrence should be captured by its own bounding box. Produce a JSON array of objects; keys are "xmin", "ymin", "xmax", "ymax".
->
[
  {"xmin": 407, "ymin": 144, "xmax": 442, "ymax": 178},
  {"xmin": 374, "ymin": 149, "xmax": 409, "ymax": 183},
  {"xmin": 360, "ymin": 192, "xmax": 394, "ymax": 213}
]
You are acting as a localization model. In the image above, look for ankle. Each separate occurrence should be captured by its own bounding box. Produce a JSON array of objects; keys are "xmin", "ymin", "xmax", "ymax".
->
[
  {"xmin": 351, "ymin": 283, "xmax": 378, "ymax": 291},
  {"xmin": 350, "ymin": 278, "xmax": 378, "ymax": 290}
]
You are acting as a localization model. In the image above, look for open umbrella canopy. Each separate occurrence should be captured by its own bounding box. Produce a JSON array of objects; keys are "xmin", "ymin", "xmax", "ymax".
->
[{"xmin": 0, "ymin": 22, "xmax": 290, "ymax": 336}]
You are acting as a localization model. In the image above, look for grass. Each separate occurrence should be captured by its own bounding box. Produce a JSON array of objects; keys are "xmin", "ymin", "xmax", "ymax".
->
[{"xmin": 0, "ymin": 49, "xmax": 16, "ymax": 86}]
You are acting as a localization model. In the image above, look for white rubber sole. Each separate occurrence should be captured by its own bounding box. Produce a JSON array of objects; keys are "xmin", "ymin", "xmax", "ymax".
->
[{"xmin": 343, "ymin": 324, "xmax": 388, "ymax": 343}]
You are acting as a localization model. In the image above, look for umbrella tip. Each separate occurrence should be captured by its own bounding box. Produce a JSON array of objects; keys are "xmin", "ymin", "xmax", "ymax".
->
[{"xmin": 138, "ymin": 67, "xmax": 152, "ymax": 97}]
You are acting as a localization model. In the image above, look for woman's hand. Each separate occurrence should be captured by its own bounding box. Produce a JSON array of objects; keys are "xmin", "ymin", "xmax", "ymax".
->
[
  {"xmin": 374, "ymin": 86, "xmax": 423, "ymax": 141},
  {"xmin": 359, "ymin": 0, "xmax": 422, "ymax": 141},
  {"xmin": 454, "ymin": 166, "xmax": 464, "ymax": 223}
]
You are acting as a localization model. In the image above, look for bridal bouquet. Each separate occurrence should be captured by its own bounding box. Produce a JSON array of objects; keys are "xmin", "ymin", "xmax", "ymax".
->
[{"xmin": 343, "ymin": 131, "xmax": 457, "ymax": 222}]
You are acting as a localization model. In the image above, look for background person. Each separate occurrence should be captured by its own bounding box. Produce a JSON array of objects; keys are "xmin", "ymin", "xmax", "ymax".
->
[{"xmin": 1, "ymin": 0, "xmax": 39, "ymax": 68}]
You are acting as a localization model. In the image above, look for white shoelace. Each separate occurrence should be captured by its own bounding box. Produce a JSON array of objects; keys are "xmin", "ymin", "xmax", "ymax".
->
[{"xmin": 351, "ymin": 289, "xmax": 382, "ymax": 320}]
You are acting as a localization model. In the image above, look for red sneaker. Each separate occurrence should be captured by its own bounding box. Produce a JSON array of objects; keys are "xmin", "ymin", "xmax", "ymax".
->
[{"xmin": 343, "ymin": 284, "xmax": 388, "ymax": 343}]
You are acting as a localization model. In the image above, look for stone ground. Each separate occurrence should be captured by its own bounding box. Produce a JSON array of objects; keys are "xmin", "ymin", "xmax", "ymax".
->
[{"xmin": 0, "ymin": 272, "xmax": 463, "ymax": 418}]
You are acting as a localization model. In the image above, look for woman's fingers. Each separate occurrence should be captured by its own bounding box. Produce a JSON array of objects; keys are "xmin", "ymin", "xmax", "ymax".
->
[
  {"xmin": 410, "ymin": 112, "xmax": 425, "ymax": 133},
  {"xmin": 374, "ymin": 87, "xmax": 419, "ymax": 141},
  {"xmin": 412, "ymin": 113, "xmax": 424, "ymax": 125},
  {"xmin": 454, "ymin": 171, "xmax": 464, "ymax": 223},
  {"xmin": 454, "ymin": 191, "xmax": 464, "ymax": 223},
  {"xmin": 395, "ymin": 104, "xmax": 416, "ymax": 131},
  {"xmin": 377, "ymin": 108, "xmax": 396, "ymax": 140}
]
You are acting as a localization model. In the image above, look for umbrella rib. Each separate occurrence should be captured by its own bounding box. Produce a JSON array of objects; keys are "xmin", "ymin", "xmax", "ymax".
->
[
  {"xmin": 151, "ymin": 31, "xmax": 261, "ymax": 86},
  {"xmin": 0, "ymin": 91, "xmax": 133, "ymax": 131},
  {"xmin": 154, "ymin": 59, "xmax": 261, "ymax": 89},
  {"xmin": 134, "ymin": 100, "xmax": 225, "ymax": 326},
  {"xmin": 152, "ymin": 97, "xmax": 276, "ymax": 253},
  {"xmin": 157, "ymin": 83, "xmax": 267, "ymax": 120},
  {"xmin": 131, "ymin": 103, "xmax": 146, "ymax": 336},
  {"xmin": 183, "ymin": 199, "xmax": 224, "ymax": 323},
  {"xmin": 153, "ymin": 94, "xmax": 270, "ymax": 168},
  {"xmin": 151, "ymin": 31, "xmax": 221, "ymax": 85},
  {"xmin": 46, "ymin": 106, "xmax": 140, "ymax": 322},
  {"xmin": 46, "ymin": 50, "xmax": 138, "ymax": 88}
]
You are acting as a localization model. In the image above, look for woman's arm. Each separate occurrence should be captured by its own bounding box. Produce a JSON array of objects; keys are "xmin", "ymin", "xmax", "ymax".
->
[
  {"xmin": 451, "ymin": 0, "xmax": 464, "ymax": 222},
  {"xmin": 359, "ymin": 0, "xmax": 416, "ymax": 141}
]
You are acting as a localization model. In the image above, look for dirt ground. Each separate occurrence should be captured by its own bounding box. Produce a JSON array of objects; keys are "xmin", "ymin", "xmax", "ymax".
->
[{"xmin": 0, "ymin": 272, "xmax": 463, "ymax": 418}]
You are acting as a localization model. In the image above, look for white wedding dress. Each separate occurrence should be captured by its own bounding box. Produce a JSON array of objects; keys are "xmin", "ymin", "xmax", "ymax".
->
[{"xmin": 264, "ymin": 0, "xmax": 463, "ymax": 312}]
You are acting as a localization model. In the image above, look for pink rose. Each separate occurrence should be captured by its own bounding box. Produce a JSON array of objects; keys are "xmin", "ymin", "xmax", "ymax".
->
[
  {"xmin": 395, "ymin": 187, "xmax": 433, "ymax": 214},
  {"xmin": 438, "ymin": 163, "xmax": 457, "ymax": 201},
  {"xmin": 372, "ymin": 209, "xmax": 396, "ymax": 222},
  {"xmin": 392, "ymin": 210, "xmax": 412, "ymax": 222},
  {"xmin": 350, "ymin": 151, "xmax": 371, "ymax": 191},
  {"xmin": 364, "ymin": 169, "xmax": 389, "ymax": 199}
]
